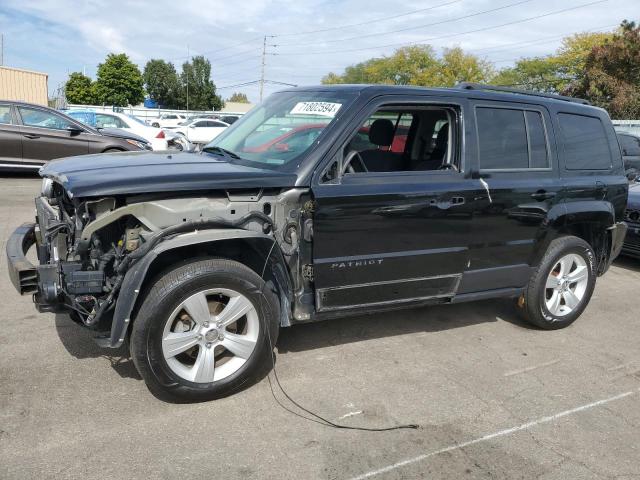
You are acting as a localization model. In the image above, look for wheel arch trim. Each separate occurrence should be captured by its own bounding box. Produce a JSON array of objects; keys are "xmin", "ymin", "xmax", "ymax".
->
[
  {"xmin": 101, "ymin": 229, "xmax": 292, "ymax": 348},
  {"xmin": 529, "ymin": 200, "xmax": 616, "ymax": 270}
]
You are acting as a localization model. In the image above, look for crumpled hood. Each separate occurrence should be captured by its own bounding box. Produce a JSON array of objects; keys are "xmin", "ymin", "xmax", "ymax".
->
[
  {"xmin": 628, "ymin": 182, "xmax": 640, "ymax": 210},
  {"xmin": 40, "ymin": 151, "xmax": 298, "ymax": 198}
]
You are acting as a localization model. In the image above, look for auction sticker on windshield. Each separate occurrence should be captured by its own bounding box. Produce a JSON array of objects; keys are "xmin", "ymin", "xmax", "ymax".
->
[{"xmin": 290, "ymin": 102, "xmax": 342, "ymax": 117}]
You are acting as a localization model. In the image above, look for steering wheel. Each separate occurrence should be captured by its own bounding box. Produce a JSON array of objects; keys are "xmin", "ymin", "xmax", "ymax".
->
[{"xmin": 342, "ymin": 150, "xmax": 368, "ymax": 174}]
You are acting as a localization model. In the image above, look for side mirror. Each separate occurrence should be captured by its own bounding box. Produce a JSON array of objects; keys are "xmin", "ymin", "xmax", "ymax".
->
[{"xmin": 66, "ymin": 125, "xmax": 84, "ymax": 135}]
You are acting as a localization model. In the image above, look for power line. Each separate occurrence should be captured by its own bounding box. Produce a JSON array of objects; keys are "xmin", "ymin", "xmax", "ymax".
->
[
  {"xmin": 210, "ymin": 54, "xmax": 262, "ymax": 68},
  {"xmin": 166, "ymin": 36, "xmax": 264, "ymax": 61},
  {"xmin": 271, "ymin": 0, "xmax": 464, "ymax": 37},
  {"xmin": 469, "ymin": 23, "xmax": 617, "ymax": 55},
  {"xmin": 274, "ymin": 0, "xmax": 534, "ymax": 47},
  {"xmin": 217, "ymin": 79, "xmax": 297, "ymax": 90},
  {"xmin": 273, "ymin": 0, "xmax": 609, "ymax": 56},
  {"xmin": 214, "ymin": 63, "xmax": 264, "ymax": 82}
]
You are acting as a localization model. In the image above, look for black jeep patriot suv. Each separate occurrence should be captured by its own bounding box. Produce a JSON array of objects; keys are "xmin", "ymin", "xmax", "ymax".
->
[{"xmin": 7, "ymin": 83, "xmax": 628, "ymax": 401}]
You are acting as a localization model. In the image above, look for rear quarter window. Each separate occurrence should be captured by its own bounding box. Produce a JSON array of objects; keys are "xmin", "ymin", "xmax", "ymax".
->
[{"xmin": 558, "ymin": 113, "xmax": 611, "ymax": 170}]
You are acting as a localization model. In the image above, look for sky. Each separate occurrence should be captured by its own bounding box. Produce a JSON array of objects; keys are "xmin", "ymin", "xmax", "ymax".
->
[{"xmin": 0, "ymin": 0, "xmax": 637, "ymax": 104}]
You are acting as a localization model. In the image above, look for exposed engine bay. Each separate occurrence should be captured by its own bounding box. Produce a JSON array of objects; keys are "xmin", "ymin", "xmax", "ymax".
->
[{"xmin": 34, "ymin": 178, "xmax": 310, "ymax": 335}]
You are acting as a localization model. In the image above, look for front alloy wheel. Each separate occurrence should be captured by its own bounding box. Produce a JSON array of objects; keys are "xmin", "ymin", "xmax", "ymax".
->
[
  {"xmin": 162, "ymin": 289, "xmax": 259, "ymax": 383},
  {"xmin": 131, "ymin": 259, "xmax": 279, "ymax": 402}
]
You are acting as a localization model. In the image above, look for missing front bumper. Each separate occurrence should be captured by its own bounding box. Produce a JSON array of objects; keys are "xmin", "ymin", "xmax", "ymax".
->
[{"xmin": 6, "ymin": 223, "xmax": 38, "ymax": 295}]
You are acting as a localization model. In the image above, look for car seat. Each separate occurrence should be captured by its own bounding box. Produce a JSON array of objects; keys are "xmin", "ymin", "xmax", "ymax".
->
[{"xmin": 359, "ymin": 119, "xmax": 404, "ymax": 172}]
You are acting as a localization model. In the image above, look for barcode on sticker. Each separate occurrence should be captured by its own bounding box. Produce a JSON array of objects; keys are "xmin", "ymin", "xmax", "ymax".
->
[{"xmin": 290, "ymin": 102, "xmax": 342, "ymax": 117}]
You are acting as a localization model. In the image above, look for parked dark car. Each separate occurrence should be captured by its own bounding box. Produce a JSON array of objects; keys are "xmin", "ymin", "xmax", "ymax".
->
[
  {"xmin": 0, "ymin": 101, "xmax": 150, "ymax": 172},
  {"xmin": 616, "ymin": 132, "xmax": 640, "ymax": 180},
  {"xmin": 622, "ymin": 181, "xmax": 640, "ymax": 258},
  {"xmin": 7, "ymin": 84, "xmax": 628, "ymax": 402}
]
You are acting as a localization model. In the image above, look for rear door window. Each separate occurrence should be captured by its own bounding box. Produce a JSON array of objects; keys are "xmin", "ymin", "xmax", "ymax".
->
[
  {"xmin": 477, "ymin": 108, "xmax": 529, "ymax": 169},
  {"xmin": 558, "ymin": 113, "xmax": 611, "ymax": 170},
  {"xmin": 526, "ymin": 111, "xmax": 549, "ymax": 168},
  {"xmin": 476, "ymin": 107, "xmax": 551, "ymax": 170}
]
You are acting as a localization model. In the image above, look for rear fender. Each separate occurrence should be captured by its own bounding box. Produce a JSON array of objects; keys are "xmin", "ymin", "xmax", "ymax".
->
[
  {"xmin": 100, "ymin": 229, "xmax": 292, "ymax": 348},
  {"xmin": 529, "ymin": 200, "xmax": 615, "ymax": 271}
]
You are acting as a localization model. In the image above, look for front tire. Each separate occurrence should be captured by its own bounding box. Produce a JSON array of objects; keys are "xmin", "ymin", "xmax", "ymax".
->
[
  {"xmin": 520, "ymin": 236, "xmax": 596, "ymax": 330},
  {"xmin": 130, "ymin": 259, "xmax": 279, "ymax": 402}
]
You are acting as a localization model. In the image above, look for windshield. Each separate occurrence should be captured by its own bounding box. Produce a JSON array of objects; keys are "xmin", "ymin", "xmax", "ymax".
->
[{"xmin": 204, "ymin": 90, "xmax": 356, "ymax": 169}]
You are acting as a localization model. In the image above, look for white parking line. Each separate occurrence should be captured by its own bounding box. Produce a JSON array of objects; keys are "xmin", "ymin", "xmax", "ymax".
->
[
  {"xmin": 348, "ymin": 389, "xmax": 637, "ymax": 480},
  {"xmin": 504, "ymin": 359, "xmax": 560, "ymax": 377}
]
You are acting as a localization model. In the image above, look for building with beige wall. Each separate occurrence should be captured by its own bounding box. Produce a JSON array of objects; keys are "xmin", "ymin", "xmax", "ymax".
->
[{"xmin": 0, "ymin": 66, "xmax": 48, "ymax": 106}]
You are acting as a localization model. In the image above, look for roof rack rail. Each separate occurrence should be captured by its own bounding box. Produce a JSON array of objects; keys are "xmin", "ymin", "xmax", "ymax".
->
[{"xmin": 455, "ymin": 82, "xmax": 590, "ymax": 105}]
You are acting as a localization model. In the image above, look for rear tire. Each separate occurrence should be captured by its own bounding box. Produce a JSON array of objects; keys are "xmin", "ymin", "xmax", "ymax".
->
[
  {"xmin": 520, "ymin": 236, "xmax": 596, "ymax": 330},
  {"xmin": 130, "ymin": 259, "xmax": 279, "ymax": 402}
]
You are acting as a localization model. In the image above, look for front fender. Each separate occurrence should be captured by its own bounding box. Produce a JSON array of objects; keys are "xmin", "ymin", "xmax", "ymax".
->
[{"xmin": 97, "ymin": 229, "xmax": 292, "ymax": 348}]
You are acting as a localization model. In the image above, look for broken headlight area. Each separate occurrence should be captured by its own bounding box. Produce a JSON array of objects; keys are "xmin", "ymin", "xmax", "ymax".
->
[{"xmin": 34, "ymin": 192, "xmax": 141, "ymax": 329}]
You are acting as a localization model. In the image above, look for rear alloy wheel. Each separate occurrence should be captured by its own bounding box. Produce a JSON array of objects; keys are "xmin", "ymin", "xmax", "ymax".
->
[
  {"xmin": 520, "ymin": 236, "xmax": 596, "ymax": 330},
  {"xmin": 131, "ymin": 259, "xmax": 279, "ymax": 402},
  {"xmin": 543, "ymin": 253, "xmax": 589, "ymax": 317}
]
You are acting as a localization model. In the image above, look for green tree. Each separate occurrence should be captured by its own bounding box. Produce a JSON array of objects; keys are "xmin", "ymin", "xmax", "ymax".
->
[
  {"xmin": 227, "ymin": 92, "xmax": 249, "ymax": 103},
  {"xmin": 566, "ymin": 21, "xmax": 640, "ymax": 118},
  {"xmin": 490, "ymin": 56, "xmax": 563, "ymax": 93},
  {"xmin": 94, "ymin": 53, "xmax": 145, "ymax": 107},
  {"xmin": 64, "ymin": 72, "xmax": 95, "ymax": 104},
  {"xmin": 490, "ymin": 31, "xmax": 613, "ymax": 93},
  {"xmin": 322, "ymin": 45, "xmax": 492, "ymax": 87},
  {"xmin": 435, "ymin": 47, "xmax": 494, "ymax": 86},
  {"xmin": 179, "ymin": 56, "xmax": 223, "ymax": 110},
  {"xmin": 143, "ymin": 59, "xmax": 180, "ymax": 108}
]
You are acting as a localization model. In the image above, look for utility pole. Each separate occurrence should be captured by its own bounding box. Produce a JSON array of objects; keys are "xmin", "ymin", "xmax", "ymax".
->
[
  {"xmin": 1, "ymin": 34, "xmax": 4, "ymax": 66},
  {"xmin": 259, "ymin": 36, "xmax": 267, "ymax": 102},
  {"xmin": 186, "ymin": 44, "xmax": 190, "ymax": 112}
]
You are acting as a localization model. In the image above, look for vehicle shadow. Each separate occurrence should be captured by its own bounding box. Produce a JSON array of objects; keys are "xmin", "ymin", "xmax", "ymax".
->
[
  {"xmin": 54, "ymin": 313, "xmax": 142, "ymax": 380},
  {"xmin": 53, "ymin": 299, "xmax": 531, "ymax": 381},
  {"xmin": 277, "ymin": 298, "xmax": 532, "ymax": 354},
  {"xmin": 613, "ymin": 255, "xmax": 640, "ymax": 273}
]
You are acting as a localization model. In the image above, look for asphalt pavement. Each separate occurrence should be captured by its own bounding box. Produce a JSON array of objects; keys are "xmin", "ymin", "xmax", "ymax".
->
[{"xmin": 1, "ymin": 174, "xmax": 639, "ymax": 479}]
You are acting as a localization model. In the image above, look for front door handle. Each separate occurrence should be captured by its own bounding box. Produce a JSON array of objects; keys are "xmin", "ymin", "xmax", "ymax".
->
[
  {"xmin": 23, "ymin": 134, "xmax": 40, "ymax": 139},
  {"xmin": 531, "ymin": 190, "xmax": 556, "ymax": 201}
]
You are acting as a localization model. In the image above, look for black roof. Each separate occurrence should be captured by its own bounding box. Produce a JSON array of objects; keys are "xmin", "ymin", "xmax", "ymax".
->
[{"xmin": 280, "ymin": 83, "xmax": 597, "ymax": 111}]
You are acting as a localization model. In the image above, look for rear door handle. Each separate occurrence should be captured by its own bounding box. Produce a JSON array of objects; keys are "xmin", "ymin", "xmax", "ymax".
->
[
  {"xmin": 531, "ymin": 190, "xmax": 556, "ymax": 201},
  {"xmin": 23, "ymin": 134, "xmax": 40, "ymax": 139}
]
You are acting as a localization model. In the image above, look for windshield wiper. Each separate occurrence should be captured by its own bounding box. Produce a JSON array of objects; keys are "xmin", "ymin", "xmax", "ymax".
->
[{"xmin": 202, "ymin": 146, "xmax": 240, "ymax": 159}]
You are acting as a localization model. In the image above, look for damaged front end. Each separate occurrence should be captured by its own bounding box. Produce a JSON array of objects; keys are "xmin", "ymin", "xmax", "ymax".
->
[{"xmin": 7, "ymin": 178, "xmax": 303, "ymax": 345}]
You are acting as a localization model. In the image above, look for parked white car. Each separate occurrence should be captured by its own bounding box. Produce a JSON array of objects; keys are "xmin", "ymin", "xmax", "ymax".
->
[
  {"xmin": 149, "ymin": 113, "xmax": 187, "ymax": 129},
  {"xmin": 66, "ymin": 110, "xmax": 168, "ymax": 151},
  {"xmin": 171, "ymin": 119, "xmax": 229, "ymax": 144},
  {"xmin": 90, "ymin": 112, "xmax": 168, "ymax": 151}
]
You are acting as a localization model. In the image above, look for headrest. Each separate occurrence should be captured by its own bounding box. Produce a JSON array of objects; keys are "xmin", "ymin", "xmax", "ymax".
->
[
  {"xmin": 369, "ymin": 119, "xmax": 394, "ymax": 147},
  {"xmin": 436, "ymin": 123, "xmax": 449, "ymax": 145}
]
